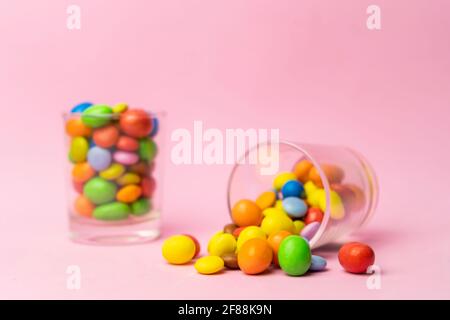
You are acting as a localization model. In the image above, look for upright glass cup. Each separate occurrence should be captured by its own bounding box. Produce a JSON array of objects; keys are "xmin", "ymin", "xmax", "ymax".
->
[
  {"xmin": 63, "ymin": 109, "xmax": 165, "ymax": 245},
  {"xmin": 227, "ymin": 141, "xmax": 378, "ymax": 248}
]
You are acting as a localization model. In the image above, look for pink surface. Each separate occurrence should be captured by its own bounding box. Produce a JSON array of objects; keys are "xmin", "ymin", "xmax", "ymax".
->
[{"xmin": 1, "ymin": 0, "xmax": 450, "ymax": 299}]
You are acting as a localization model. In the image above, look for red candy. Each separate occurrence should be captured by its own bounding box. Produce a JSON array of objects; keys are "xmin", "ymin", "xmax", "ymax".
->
[
  {"xmin": 116, "ymin": 136, "xmax": 139, "ymax": 151},
  {"xmin": 93, "ymin": 125, "xmax": 119, "ymax": 148},
  {"xmin": 304, "ymin": 208, "xmax": 324, "ymax": 225},
  {"xmin": 119, "ymin": 109, "xmax": 152, "ymax": 138},
  {"xmin": 141, "ymin": 177, "xmax": 156, "ymax": 197},
  {"xmin": 73, "ymin": 180, "xmax": 84, "ymax": 194},
  {"xmin": 184, "ymin": 234, "xmax": 201, "ymax": 257},
  {"xmin": 338, "ymin": 242, "xmax": 375, "ymax": 274}
]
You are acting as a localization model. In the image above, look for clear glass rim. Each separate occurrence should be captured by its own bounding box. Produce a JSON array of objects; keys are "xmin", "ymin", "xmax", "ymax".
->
[
  {"xmin": 226, "ymin": 140, "xmax": 331, "ymax": 248},
  {"xmin": 62, "ymin": 110, "xmax": 167, "ymax": 120}
]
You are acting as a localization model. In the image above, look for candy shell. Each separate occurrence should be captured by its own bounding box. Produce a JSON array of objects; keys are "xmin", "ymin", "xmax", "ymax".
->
[
  {"xmin": 281, "ymin": 180, "xmax": 305, "ymax": 198},
  {"xmin": 71, "ymin": 102, "xmax": 93, "ymax": 113},
  {"xmin": 116, "ymin": 185, "xmax": 142, "ymax": 203},
  {"xmin": 304, "ymin": 208, "xmax": 324, "ymax": 225},
  {"xmin": 308, "ymin": 164, "xmax": 344, "ymax": 188},
  {"xmin": 99, "ymin": 163, "xmax": 125, "ymax": 180},
  {"xmin": 87, "ymin": 146, "xmax": 112, "ymax": 171},
  {"xmin": 255, "ymin": 191, "xmax": 277, "ymax": 210},
  {"xmin": 231, "ymin": 199, "xmax": 263, "ymax": 227},
  {"xmin": 195, "ymin": 256, "xmax": 224, "ymax": 275},
  {"xmin": 223, "ymin": 223, "xmax": 238, "ymax": 235},
  {"xmin": 293, "ymin": 160, "xmax": 313, "ymax": 183},
  {"xmin": 278, "ymin": 235, "xmax": 311, "ymax": 276},
  {"xmin": 72, "ymin": 162, "xmax": 95, "ymax": 183},
  {"xmin": 128, "ymin": 161, "xmax": 150, "ymax": 175},
  {"xmin": 74, "ymin": 195, "xmax": 95, "ymax": 217},
  {"xmin": 238, "ymin": 238, "xmax": 273, "ymax": 275},
  {"xmin": 162, "ymin": 235, "xmax": 196, "ymax": 265},
  {"xmin": 338, "ymin": 242, "xmax": 375, "ymax": 274},
  {"xmin": 282, "ymin": 197, "xmax": 307, "ymax": 218},
  {"xmin": 117, "ymin": 173, "xmax": 141, "ymax": 186},
  {"xmin": 141, "ymin": 177, "xmax": 156, "ymax": 198},
  {"xmin": 208, "ymin": 232, "xmax": 236, "ymax": 256},
  {"xmin": 232, "ymin": 226, "xmax": 245, "ymax": 238},
  {"xmin": 81, "ymin": 105, "xmax": 113, "ymax": 128},
  {"xmin": 116, "ymin": 136, "xmax": 139, "ymax": 152},
  {"xmin": 131, "ymin": 198, "xmax": 151, "ymax": 216},
  {"xmin": 300, "ymin": 221, "xmax": 320, "ymax": 241},
  {"xmin": 139, "ymin": 138, "xmax": 157, "ymax": 162},
  {"xmin": 93, "ymin": 125, "xmax": 119, "ymax": 148},
  {"xmin": 183, "ymin": 234, "xmax": 201, "ymax": 257},
  {"xmin": 267, "ymin": 230, "xmax": 291, "ymax": 266},
  {"xmin": 113, "ymin": 151, "xmax": 139, "ymax": 165},
  {"xmin": 83, "ymin": 177, "xmax": 117, "ymax": 205},
  {"xmin": 112, "ymin": 103, "xmax": 128, "ymax": 114},
  {"xmin": 273, "ymin": 172, "xmax": 298, "ymax": 191},
  {"xmin": 93, "ymin": 202, "xmax": 130, "ymax": 221},
  {"xmin": 69, "ymin": 137, "xmax": 89, "ymax": 163},
  {"xmin": 293, "ymin": 220, "xmax": 305, "ymax": 234},
  {"xmin": 317, "ymin": 190, "xmax": 345, "ymax": 220},
  {"xmin": 72, "ymin": 180, "xmax": 84, "ymax": 193},
  {"xmin": 119, "ymin": 109, "xmax": 152, "ymax": 138},
  {"xmin": 310, "ymin": 255, "xmax": 327, "ymax": 271},
  {"xmin": 65, "ymin": 118, "xmax": 92, "ymax": 137}
]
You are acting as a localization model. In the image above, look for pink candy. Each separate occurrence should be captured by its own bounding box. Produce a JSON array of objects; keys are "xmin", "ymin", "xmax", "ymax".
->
[
  {"xmin": 300, "ymin": 221, "xmax": 320, "ymax": 241},
  {"xmin": 113, "ymin": 151, "xmax": 139, "ymax": 165}
]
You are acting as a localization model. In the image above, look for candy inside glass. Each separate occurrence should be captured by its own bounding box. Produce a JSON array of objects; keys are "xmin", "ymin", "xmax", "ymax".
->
[
  {"xmin": 227, "ymin": 141, "xmax": 379, "ymax": 249},
  {"xmin": 63, "ymin": 108, "xmax": 165, "ymax": 245}
]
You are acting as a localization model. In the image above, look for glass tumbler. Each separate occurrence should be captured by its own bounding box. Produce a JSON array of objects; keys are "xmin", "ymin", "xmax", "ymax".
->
[
  {"xmin": 63, "ymin": 106, "xmax": 165, "ymax": 245},
  {"xmin": 227, "ymin": 141, "xmax": 378, "ymax": 248}
]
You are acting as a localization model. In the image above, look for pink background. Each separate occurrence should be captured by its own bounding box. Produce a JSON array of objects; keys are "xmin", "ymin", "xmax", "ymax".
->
[{"xmin": 1, "ymin": 0, "xmax": 450, "ymax": 299}]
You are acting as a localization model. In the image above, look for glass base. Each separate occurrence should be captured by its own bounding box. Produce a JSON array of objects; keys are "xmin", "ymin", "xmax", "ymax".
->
[{"xmin": 69, "ymin": 211, "xmax": 160, "ymax": 245}]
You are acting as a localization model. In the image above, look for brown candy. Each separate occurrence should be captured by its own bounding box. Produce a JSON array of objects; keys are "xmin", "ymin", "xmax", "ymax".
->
[
  {"xmin": 222, "ymin": 253, "xmax": 239, "ymax": 269},
  {"xmin": 223, "ymin": 223, "xmax": 238, "ymax": 235}
]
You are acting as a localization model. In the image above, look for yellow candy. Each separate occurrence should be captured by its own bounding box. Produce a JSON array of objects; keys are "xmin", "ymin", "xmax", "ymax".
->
[
  {"xmin": 255, "ymin": 191, "xmax": 277, "ymax": 210},
  {"xmin": 194, "ymin": 256, "xmax": 224, "ymax": 275},
  {"xmin": 69, "ymin": 137, "xmax": 89, "ymax": 163},
  {"xmin": 273, "ymin": 172, "xmax": 298, "ymax": 191},
  {"xmin": 307, "ymin": 189, "xmax": 322, "ymax": 208},
  {"xmin": 275, "ymin": 200, "xmax": 284, "ymax": 210},
  {"xmin": 112, "ymin": 103, "xmax": 128, "ymax": 114},
  {"xmin": 304, "ymin": 181, "xmax": 318, "ymax": 198},
  {"xmin": 99, "ymin": 163, "xmax": 125, "ymax": 180},
  {"xmin": 117, "ymin": 172, "xmax": 141, "ymax": 186},
  {"xmin": 162, "ymin": 235, "xmax": 196, "ymax": 265},
  {"xmin": 263, "ymin": 207, "xmax": 288, "ymax": 218},
  {"xmin": 318, "ymin": 190, "xmax": 345, "ymax": 220},
  {"xmin": 261, "ymin": 214, "xmax": 294, "ymax": 236},
  {"xmin": 208, "ymin": 232, "xmax": 236, "ymax": 256},
  {"xmin": 236, "ymin": 226, "xmax": 266, "ymax": 251},
  {"xmin": 293, "ymin": 220, "xmax": 305, "ymax": 234}
]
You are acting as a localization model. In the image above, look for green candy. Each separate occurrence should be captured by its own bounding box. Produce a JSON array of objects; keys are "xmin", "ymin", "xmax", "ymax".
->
[
  {"xmin": 131, "ymin": 198, "xmax": 152, "ymax": 216},
  {"xmin": 278, "ymin": 235, "xmax": 311, "ymax": 276},
  {"xmin": 93, "ymin": 202, "xmax": 130, "ymax": 221},
  {"xmin": 139, "ymin": 138, "xmax": 157, "ymax": 161},
  {"xmin": 81, "ymin": 105, "xmax": 113, "ymax": 128},
  {"xmin": 83, "ymin": 177, "xmax": 117, "ymax": 205},
  {"xmin": 69, "ymin": 137, "xmax": 89, "ymax": 163}
]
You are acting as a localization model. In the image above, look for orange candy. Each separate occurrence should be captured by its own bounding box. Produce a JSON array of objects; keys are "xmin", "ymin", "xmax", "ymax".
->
[
  {"xmin": 308, "ymin": 164, "xmax": 344, "ymax": 188},
  {"xmin": 116, "ymin": 185, "xmax": 142, "ymax": 203},
  {"xmin": 74, "ymin": 195, "xmax": 95, "ymax": 217},
  {"xmin": 267, "ymin": 230, "xmax": 291, "ymax": 266},
  {"xmin": 293, "ymin": 160, "xmax": 313, "ymax": 183},
  {"xmin": 256, "ymin": 191, "xmax": 277, "ymax": 210},
  {"xmin": 238, "ymin": 238, "xmax": 273, "ymax": 275},
  {"xmin": 93, "ymin": 125, "xmax": 119, "ymax": 148},
  {"xmin": 119, "ymin": 109, "xmax": 152, "ymax": 138},
  {"xmin": 231, "ymin": 199, "xmax": 263, "ymax": 227},
  {"xmin": 65, "ymin": 118, "xmax": 92, "ymax": 137},
  {"xmin": 72, "ymin": 162, "xmax": 96, "ymax": 183},
  {"xmin": 116, "ymin": 136, "xmax": 140, "ymax": 152}
]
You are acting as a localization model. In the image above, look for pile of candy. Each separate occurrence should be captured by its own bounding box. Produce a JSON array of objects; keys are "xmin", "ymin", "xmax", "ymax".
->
[
  {"xmin": 162, "ymin": 160, "xmax": 374, "ymax": 276},
  {"xmin": 65, "ymin": 102, "xmax": 158, "ymax": 221}
]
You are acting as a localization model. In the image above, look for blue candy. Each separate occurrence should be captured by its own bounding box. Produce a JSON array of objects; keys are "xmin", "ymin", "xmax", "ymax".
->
[
  {"xmin": 282, "ymin": 197, "xmax": 307, "ymax": 218},
  {"xmin": 149, "ymin": 116, "xmax": 159, "ymax": 137},
  {"xmin": 310, "ymin": 255, "xmax": 327, "ymax": 271},
  {"xmin": 87, "ymin": 147, "xmax": 112, "ymax": 171},
  {"xmin": 281, "ymin": 180, "xmax": 304, "ymax": 198},
  {"xmin": 71, "ymin": 102, "xmax": 93, "ymax": 113}
]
